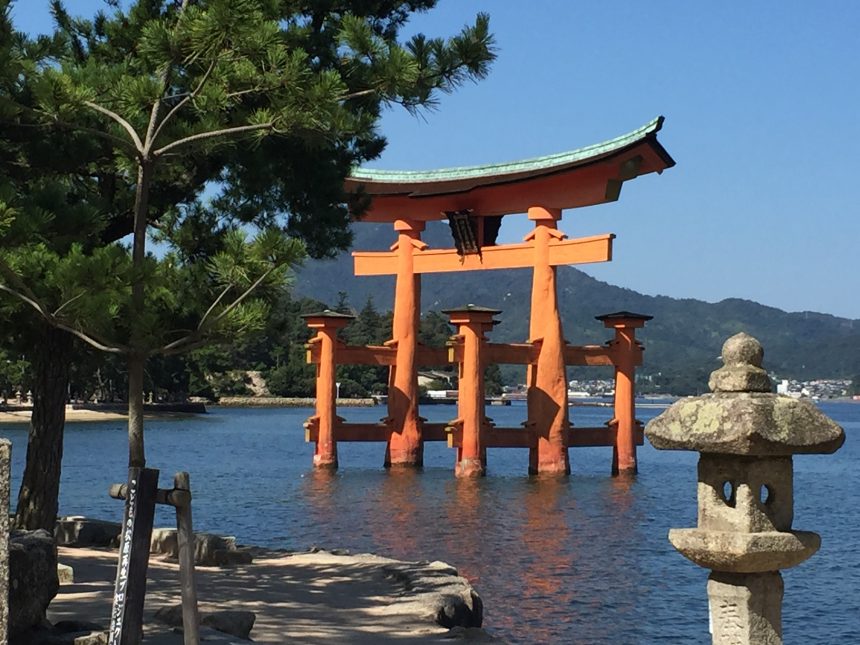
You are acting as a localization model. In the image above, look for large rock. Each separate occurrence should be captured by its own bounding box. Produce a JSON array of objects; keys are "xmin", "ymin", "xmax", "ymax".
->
[
  {"xmin": 54, "ymin": 517, "xmax": 121, "ymax": 548},
  {"xmin": 150, "ymin": 528, "xmax": 252, "ymax": 566},
  {"xmin": 9, "ymin": 529, "xmax": 59, "ymax": 638},
  {"xmin": 154, "ymin": 605, "xmax": 256, "ymax": 640},
  {"xmin": 378, "ymin": 559, "xmax": 483, "ymax": 629}
]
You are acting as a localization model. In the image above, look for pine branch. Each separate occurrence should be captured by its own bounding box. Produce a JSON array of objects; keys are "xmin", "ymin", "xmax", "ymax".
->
[
  {"xmin": 0, "ymin": 284, "xmax": 127, "ymax": 354},
  {"xmin": 0, "ymin": 283, "xmax": 49, "ymax": 319},
  {"xmin": 50, "ymin": 319, "xmax": 128, "ymax": 354},
  {"xmin": 83, "ymin": 101, "xmax": 144, "ymax": 153},
  {"xmin": 149, "ymin": 57, "xmax": 219, "ymax": 148},
  {"xmin": 209, "ymin": 266, "xmax": 274, "ymax": 326},
  {"xmin": 53, "ymin": 291, "xmax": 86, "ymax": 316},
  {"xmin": 144, "ymin": 0, "xmax": 193, "ymax": 148},
  {"xmin": 153, "ymin": 122, "xmax": 275, "ymax": 157},
  {"xmin": 0, "ymin": 258, "xmax": 49, "ymax": 316},
  {"xmin": 196, "ymin": 282, "xmax": 232, "ymax": 330},
  {"xmin": 156, "ymin": 266, "xmax": 275, "ymax": 355},
  {"xmin": 1, "ymin": 105, "xmax": 137, "ymax": 152}
]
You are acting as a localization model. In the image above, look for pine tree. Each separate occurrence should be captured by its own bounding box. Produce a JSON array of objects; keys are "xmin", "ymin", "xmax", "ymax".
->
[{"xmin": 0, "ymin": 0, "xmax": 495, "ymax": 526}]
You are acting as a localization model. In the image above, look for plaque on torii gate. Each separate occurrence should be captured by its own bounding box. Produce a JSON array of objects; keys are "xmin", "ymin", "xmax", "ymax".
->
[{"xmin": 342, "ymin": 116, "xmax": 674, "ymax": 475}]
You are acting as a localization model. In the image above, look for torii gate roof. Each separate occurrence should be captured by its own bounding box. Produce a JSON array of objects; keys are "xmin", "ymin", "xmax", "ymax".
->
[{"xmin": 346, "ymin": 116, "xmax": 675, "ymax": 222}]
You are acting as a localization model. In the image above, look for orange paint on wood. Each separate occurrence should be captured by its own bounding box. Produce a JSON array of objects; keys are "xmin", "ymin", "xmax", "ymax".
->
[
  {"xmin": 303, "ymin": 314, "xmax": 352, "ymax": 469},
  {"xmin": 306, "ymin": 344, "xmax": 449, "ymax": 367},
  {"xmin": 353, "ymin": 234, "xmax": 613, "ymax": 276},
  {"xmin": 526, "ymin": 209, "xmax": 570, "ymax": 476},
  {"xmin": 386, "ymin": 220, "xmax": 424, "ymax": 467},
  {"xmin": 599, "ymin": 315, "xmax": 650, "ymax": 476},
  {"xmin": 564, "ymin": 345, "xmax": 616, "ymax": 366},
  {"xmin": 446, "ymin": 308, "xmax": 497, "ymax": 478}
]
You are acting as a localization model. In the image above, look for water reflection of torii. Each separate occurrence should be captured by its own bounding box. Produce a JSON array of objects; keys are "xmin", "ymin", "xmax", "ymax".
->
[{"xmin": 303, "ymin": 117, "xmax": 675, "ymax": 477}]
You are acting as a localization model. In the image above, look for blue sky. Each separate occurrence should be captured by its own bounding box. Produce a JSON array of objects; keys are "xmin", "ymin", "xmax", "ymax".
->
[{"xmin": 12, "ymin": 1, "xmax": 860, "ymax": 318}]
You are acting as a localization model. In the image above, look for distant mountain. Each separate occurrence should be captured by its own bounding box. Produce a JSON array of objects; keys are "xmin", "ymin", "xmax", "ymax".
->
[{"xmin": 295, "ymin": 222, "xmax": 860, "ymax": 382}]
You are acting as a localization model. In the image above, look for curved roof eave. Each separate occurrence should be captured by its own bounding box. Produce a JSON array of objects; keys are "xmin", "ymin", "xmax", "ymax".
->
[{"xmin": 346, "ymin": 116, "xmax": 675, "ymax": 197}]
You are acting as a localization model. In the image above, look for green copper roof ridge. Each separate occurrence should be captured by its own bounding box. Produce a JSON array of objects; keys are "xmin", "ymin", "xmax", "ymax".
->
[{"xmin": 349, "ymin": 116, "xmax": 665, "ymax": 183}]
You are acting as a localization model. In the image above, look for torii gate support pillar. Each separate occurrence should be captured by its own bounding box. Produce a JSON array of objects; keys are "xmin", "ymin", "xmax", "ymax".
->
[
  {"xmin": 598, "ymin": 312, "xmax": 652, "ymax": 476},
  {"xmin": 386, "ymin": 219, "xmax": 426, "ymax": 468},
  {"xmin": 527, "ymin": 207, "xmax": 570, "ymax": 476},
  {"xmin": 445, "ymin": 306, "xmax": 500, "ymax": 478},
  {"xmin": 304, "ymin": 310, "xmax": 354, "ymax": 469}
]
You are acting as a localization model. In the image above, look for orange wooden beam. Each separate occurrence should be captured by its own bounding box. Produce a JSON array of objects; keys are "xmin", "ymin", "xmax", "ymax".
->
[
  {"xmin": 484, "ymin": 343, "xmax": 540, "ymax": 365},
  {"xmin": 564, "ymin": 345, "xmax": 616, "ymax": 366},
  {"xmin": 445, "ymin": 425, "xmax": 645, "ymax": 448},
  {"xmin": 305, "ymin": 421, "xmax": 450, "ymax": 443},
  {"xmin": 306, "ymin": 344, "xmax": 449, "ymax": 367},
  {"xmin": 353, "ymin": 234, "xmax": 613, "ymax": 276}
]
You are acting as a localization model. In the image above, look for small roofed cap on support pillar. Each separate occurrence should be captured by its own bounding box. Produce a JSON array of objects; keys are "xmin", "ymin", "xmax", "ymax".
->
[
  {"xmin": 302, "ymin": 309, "xmax": 355, "ymax": 327},
  {"xmin": 645, "ymin": 333, "xmax": 845, "ymax": 456},
  {"xmin": 442, "ymin": 304, "xmax": 501, "ymax": 326},
  {"xmin": 596, "ymin": 311, "xmax": 653, "ymax": 329}
]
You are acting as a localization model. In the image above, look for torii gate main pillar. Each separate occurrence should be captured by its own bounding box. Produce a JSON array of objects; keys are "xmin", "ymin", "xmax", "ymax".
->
[
  {"xmin": 526, "ymin": 207, "xmax": 570, "ymax": 476},
  {"xmin": 385, "ymin": 219, "xmax": 426, "ymax": 468}
]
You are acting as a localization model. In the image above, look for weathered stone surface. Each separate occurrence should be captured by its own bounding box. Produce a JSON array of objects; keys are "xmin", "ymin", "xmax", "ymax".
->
[
  {"xmin": 669, "ymin": 529, "xmax": 820, "ymax": 573},
  {"xmin": 443, "ymin": 625, "xmax": 504, "ymax": 641},
  {"xmin": 150, "ymin": 528, "xmax": 251, "ymax": 566},
  {"xmin": 646, "ymin": 334, "xmax": 845, "ymax": 456},
  {"xmin": 379, "ymin": 559, "xmax": 483, "ymax": 629},
  {"xmin": 708, "ymin": 571, "xmax": 783, "ymax": 644},
  {"xmin": 646, "ymin": 393, "xmax": 844, "ymax": 455},
  {"xmin": 9, "ymin": 529, "xmax": 59, "ymax": 638},
  {"xmin": 0, "ymin": 440, "xmax": 11, "ymax": 645},
  {"xmin": 708, "ymin": 332, "xmax": 772, "ymax": 393},
  {"xmin": 54, "ymin": 517, "xmax": 121, "ymax": 548},
  {"xmin": 155, "ymin": 604, "xmax": 255, "ymax": 640},
  {"xmin": 200, "ymin": 611, "xmax": 255, "ymax": 639},
  {"xmin": 57, "ymin": 563, "xmax": 74, "ymax": 584},
  {"xmin": 211, "ymin": 549, "xmax": 253, "ymax": 566},
  {"xmin": 697, "ymin": 454, "xmax": 794, "ymax": 533},
  {"xmin": 52, "ymin": 621, "xmax": 106, "ymax": 634},
  {"xmin": 646, "ymin": 334, "xmax": 844, "ymax": 644}
]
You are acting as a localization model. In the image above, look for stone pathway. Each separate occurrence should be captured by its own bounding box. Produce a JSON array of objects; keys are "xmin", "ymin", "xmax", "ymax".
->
[{"xmin": 49, "ymin": 547, "xmax": 497, "ymax": 643}]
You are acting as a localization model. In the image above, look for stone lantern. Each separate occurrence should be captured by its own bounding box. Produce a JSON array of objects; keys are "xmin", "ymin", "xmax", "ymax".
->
[{"xmin": 645, "ymin": 333, "xmax": 844, "ymax": 644}]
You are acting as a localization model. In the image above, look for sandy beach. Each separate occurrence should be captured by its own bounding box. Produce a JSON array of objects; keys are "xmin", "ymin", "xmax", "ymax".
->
[
  {"xmin": 49, "ymin": 547, "xmax": 492, "ymax": 643},
  {"xmin": 0, "ymin": 409, "xmax": 201, "ymax": 424}
]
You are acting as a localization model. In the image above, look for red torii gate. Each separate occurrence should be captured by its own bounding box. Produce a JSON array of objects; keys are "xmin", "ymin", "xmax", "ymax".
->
[{"xmin": 304, "ymin": 117, "xmax": 675, "ymax": 476}]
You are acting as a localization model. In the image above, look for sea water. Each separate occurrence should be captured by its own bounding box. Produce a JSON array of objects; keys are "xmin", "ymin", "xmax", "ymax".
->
[{"xmin": 1, "ymin": 401, "xmax": 857, "ymax": 643}]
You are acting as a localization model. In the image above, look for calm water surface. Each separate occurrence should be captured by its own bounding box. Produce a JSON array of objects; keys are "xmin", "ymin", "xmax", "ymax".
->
[{"xmin": 1, "ymin": 401, "xmax": 857, "ymax": 643}]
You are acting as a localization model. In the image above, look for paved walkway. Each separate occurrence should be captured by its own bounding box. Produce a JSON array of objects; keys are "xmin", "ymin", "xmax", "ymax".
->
[{"xmin": 49, "ymin": 547, "xmax": 495, "ymax": 643}]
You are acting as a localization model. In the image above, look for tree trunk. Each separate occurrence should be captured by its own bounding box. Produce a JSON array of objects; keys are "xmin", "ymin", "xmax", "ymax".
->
[
  {"xmin": 127, "ymin": 352, "xmax": 146, "ymax": 468},
  {"xmin": 15, "ymin": 324, "xmax": 72, "ymax": 531},
  {"xmin": 127, "ymin": 160, "xmax": 152, "ymax": 469}
]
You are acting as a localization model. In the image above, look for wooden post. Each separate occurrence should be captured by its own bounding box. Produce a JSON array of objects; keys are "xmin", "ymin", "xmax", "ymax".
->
[
  {"xmin": 386, "ymin": 219, "xmax": 426, "ymax": 468},
  {"xmin": 598, "ymin": 312, "xmax": 652, "ymax": 476},
  {"xmin": 303, "ymin": 310, "xmax": 354, "ymax": 469},
  {"xmin": 109, "ymin": 467, "xmax": 159, "ymax": 645},
  {"xmin": 173, "ymin": 472, "xmax": 199, "ymax": 645},
  {"xmin": 526, "ymin": 207, "xmax": 570, "ymax": 476},
  {"xmin": 444, "ymin": 306, "xmax": 499, "ymax": 477}
]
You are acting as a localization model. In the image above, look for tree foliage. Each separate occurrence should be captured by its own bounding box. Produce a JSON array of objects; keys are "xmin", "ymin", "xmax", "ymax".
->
[{"xmin": 0, "ymin": 0, "xmax": 496, "ymax": 468}]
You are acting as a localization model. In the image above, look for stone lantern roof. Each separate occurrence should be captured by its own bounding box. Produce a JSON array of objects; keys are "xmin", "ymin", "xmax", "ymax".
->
[{"xmin": 646, "ymin": 333, "xmax": 845, "ymax": 456}]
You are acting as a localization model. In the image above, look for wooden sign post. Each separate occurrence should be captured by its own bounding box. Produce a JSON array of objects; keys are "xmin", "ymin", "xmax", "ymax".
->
[
  {"xmin": 109, "ymin": 470, "xmax": 200, "ymax": 645},
  {"xmin": 109, "ymin": 467, "xmax": 159, "ymax": 645}
]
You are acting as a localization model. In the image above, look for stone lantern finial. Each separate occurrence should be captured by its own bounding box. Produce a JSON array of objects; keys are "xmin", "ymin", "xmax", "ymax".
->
[
  {"xmin": 645, "ymin": 333, "xmax": 844, "ymax": 644},
  {"xmin": 708, "ymin": 333, "xmax": 771, "ymax": 393}
]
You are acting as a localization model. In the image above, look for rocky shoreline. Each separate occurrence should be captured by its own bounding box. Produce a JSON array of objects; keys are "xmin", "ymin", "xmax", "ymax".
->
[
  {"xmin": 215, "ymin": 395, "xmax": 377, "ymax": 407},
  {"xmin": 14, "ymin": 517, "xmax": 498, "ymax": 644}
]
